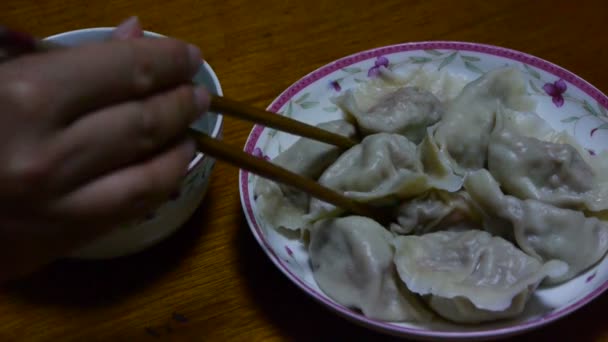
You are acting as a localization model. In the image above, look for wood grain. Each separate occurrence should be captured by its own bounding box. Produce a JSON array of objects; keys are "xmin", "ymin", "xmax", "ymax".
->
[{"xmin": 1, "ymin": 0, "xmax": 608, "ymax": 340}]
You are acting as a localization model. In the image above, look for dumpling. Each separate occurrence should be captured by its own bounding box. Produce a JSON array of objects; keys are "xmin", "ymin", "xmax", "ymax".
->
[
  {"xmin": 465, "ymin": 169, "xmax": 608, "ymax": 283},
  {"xmin": 393, "ymin": 230, "xmax": 567, "ymax": 323},
  {"xmin": 500, "ymin": 108, "xmax": 555, "ymax": 141},
  {"xmin": 270, "ymin": 119, "xmax": 358, "ymax": 178},
  {"xmin": 543, "ymin": 131, "xmax": 608, "ymax": 211},
  {"xmin": 377, "ymin": 66, "xmax": 469, "ymax": 102},
  {"xmin": 254, "ymin": 181, "xmax": 309, "ymax": 232},
  {"xmin": 434, "ymin": 67, "xmax": 536, "ymax": 173},
  {"xmin": 307, "ymin": 133, "xmax": 426, "ymax": 220},
  {"xmin": 255, "ymin": 120, "xmax": 356, "ymax": 230},
  {"xmin": 488, "ymin": 108, "xmax": 608, "ymax": 212},
  {"xmin": 309, "ymin": 216, "xmax": 433, "ymax": 322},
  {"xmin": 308, "ymin": 132, "xmax": 461, "ymax": 220},
  {"xmin": 390, "ymin": 190, "xmax": 482, "ymax": 235},
  {"xmin": 488, "ymin": 109, "xmax": 596, "ymax": 209},
  {"xmin": 334, "ymin": 86, "xmax": 444, "ymax": 143}
]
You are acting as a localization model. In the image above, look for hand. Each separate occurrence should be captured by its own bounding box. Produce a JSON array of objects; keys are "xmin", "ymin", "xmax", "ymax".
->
[{"xmin": 0, "ymin": 17, "xmax": 208, "ymax": 281}]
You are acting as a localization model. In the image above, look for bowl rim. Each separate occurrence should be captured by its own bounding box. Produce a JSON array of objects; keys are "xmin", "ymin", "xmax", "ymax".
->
[
  {"xmin": 43, "ymin": 27, "xmax": 224, "ymax": 173},
  {"xmin": 238, "ymin": 40, "xmax": 608, "ymax": 339}
]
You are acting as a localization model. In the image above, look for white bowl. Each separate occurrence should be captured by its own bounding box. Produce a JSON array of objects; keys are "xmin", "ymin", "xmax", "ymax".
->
[
  {"xmin": 44, "ymin": 28, "xmax": 223, "ymax": 259},
  {"xmin": 239, "ymin": 41, "xmax": 608, "ymax": 340}
]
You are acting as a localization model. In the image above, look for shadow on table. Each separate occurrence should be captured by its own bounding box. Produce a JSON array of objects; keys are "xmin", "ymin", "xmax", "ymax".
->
[
  {"xmin": 234, "ymin": 212, "xmax": 608, "ymax": 342},
  {"xmin": 2, "ymin": 194, "xmax": 214, "ymax": 308}
]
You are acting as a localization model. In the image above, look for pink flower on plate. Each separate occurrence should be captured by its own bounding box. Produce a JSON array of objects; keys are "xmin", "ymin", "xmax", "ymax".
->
[
  {"xmin": 252, "ymin": 147, "xmax": 270, "ymax": 161},
  {"xmin": 368, "ymin": 56, "xmax": 389, "ymax": 78},
  {"xmin": 330, "ymin": 80, "xmax": 342, "ymax": 92},
  {"xmin": 543, "ymin": 79, "xmax": 567, "ymax": 107}
]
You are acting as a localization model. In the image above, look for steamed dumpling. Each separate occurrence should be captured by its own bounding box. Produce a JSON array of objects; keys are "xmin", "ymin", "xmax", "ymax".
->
[
  {"xmin": 418, "ymin": 129, "xmax": 463, "ymax": 187},
  {"xmin": 309, "ymin": 216, "xmax": 433, "ymax": 322},
  {"xmin": 391, "ymin": 190, "xmax": 482, "ymax": 235},
  {"xmin": 255, "ymin": 120, "xmax": 356, "ymax": 230},
  {"xmin": 377, "ymin": 66, "xmax": 469, "ymax": 102},
  {"xmin": 434, "ymin": 67, "xmax": 536, "ymax": 173},
  {"xmin": 334, "ymin": 86, "xmax": 444, "ymax": 143},
  {"xmin": 488, "ymin": 109, "xmax": 595, "ymax": 208},
  {"xmin": 465, "ymin": 169, "xmax": 608, "ymax": 283},
  {"xmin": 308, "ymin": 132, "xmax": 461, "ymax": 220},
  {"xmin": 544, "ymin": 131, "xmax": 608, "ymax": 212},
  {"xmin": 393, "ymin": 230, "xmax": 567, "ymax": 323},
  {"xmin": 308, "ymin": 133, "xmax": 425, "ymax": 219},
  {"xmin": 270, "ymin": 119, "xmax": 357, "ymax": 178},
  {"xmin": 489, "ymin": 106, "xmax": 608, "ymax": 212}
]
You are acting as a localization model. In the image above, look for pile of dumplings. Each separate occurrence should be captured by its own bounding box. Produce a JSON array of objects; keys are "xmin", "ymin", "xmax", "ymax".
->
[{"xmin": 254, "ymin": 67, "xmax": 608, "ymax": 324}]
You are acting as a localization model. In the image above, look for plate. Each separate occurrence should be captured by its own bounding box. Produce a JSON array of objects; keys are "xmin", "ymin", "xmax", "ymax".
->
[{"xmin": 238, "ymin": 41, "xmax": 608, "ymax": 340}]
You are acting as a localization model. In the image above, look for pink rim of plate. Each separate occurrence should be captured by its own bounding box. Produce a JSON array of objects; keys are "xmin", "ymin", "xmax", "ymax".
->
[{"xmin": 239, "ymin": 41, "xmax": 608, "ymax": 339}]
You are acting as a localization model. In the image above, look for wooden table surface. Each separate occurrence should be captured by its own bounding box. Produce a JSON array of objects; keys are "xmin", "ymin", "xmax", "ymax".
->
[{"xmin": 1, "ymin": 0, "xmax": 608, "ymax": 340}]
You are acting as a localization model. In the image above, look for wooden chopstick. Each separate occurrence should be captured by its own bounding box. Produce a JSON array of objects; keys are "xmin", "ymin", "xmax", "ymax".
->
[
  {"xmin": 209, "ymin": 96, "xmax": 357, "ymax": 149},
  {"xmin": 189, "ymin": 128, "xmax": 388, "ymax": 221}
]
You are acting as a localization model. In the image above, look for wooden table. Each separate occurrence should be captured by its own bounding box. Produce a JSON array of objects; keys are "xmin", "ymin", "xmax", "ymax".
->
[{"xmin": 1, "ymin": 0, "xmax": 608, "ymax": 340}]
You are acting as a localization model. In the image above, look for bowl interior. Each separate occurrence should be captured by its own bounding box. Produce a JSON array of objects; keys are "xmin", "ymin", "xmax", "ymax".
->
[
  {"xmin": 44, "ymin": 28, "xmax": 223, "ymax": 143},
  {"xmin": 239, "ymin": 41, "xmax": 608, "ymax": 340}
]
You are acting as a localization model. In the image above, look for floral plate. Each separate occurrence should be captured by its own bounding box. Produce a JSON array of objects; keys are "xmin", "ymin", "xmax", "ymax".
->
[{"xmin": 238, "ymin": 41, "xmax": 608, "ymax": 340}]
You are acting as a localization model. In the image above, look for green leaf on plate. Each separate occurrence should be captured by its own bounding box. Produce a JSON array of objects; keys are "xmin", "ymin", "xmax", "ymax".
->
[
  {"xmin": 342, "ymin": 67, "xmax": 362, "ymax": 74},
  {"xmin": 523, "ymin": 64, "xmax": 541, "ymax": 80},
  {"xmin": 561, "ymin": 116, "xmax": 580, "ymax": 123},
  {"xmin": 464, "ymin": 61, "xmax": 484, "ymax": 74},
  {"xmin": 460, "ymin": 55, "xmax": 481, "ymax": 62},
  {"xmin": 267, "ymin": 129, "xmax": 277, "ymax": 137},
  {"xmin": 583, "ymin": 100, "xmax": 599, "ymax": 117},
  {"xmin": 424, "ymin": 49, "xmax": 443, "ymax": 56},
  {"xmin": 438, "ymin": 52, "xmax": 457, "ymax": 70},
  {"xmin": 283, "ymin": 101, "xmax": 293, "ymax": 117},
  {"xmin": 529, "ymin": 80, "xmax": 543, "ymax": 94},
  {"xmin": 409, "ymin": 56, "xmax": 432, "ymax": 63},
  {"xmin": 354, "ymin": 78, "xmax": 365, "ymax": 83},
  {"xmin": 294, "ymin": 93, "xmax": 310, "ymax": 104},
  {"xmin": 598, "ymin": 102, "xmax": 608, "ymax": 117},
  {"xmin": 300, "ymin": 101, "xmax": 319, "ymax": 109},
  {"xmin": 323, "ymin": 106, "xmax": 339, "ymax": 112}
]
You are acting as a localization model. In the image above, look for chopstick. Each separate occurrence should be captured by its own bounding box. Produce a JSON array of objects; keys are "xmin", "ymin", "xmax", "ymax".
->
[
  {"xmin": 0, "ymin": 26, "xmax": 389, "ymax": 222},
  {"xmin": 189, "ymin": 129, "xmax": 388, "ymax": 221},
  {"xmin": 209, "ymin": 96, "xmax": 357, "ymax": 149}
]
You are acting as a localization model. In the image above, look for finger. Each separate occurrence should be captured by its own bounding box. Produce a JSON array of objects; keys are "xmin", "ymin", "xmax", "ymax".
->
[
  {"xmin": 0, "ymin": 37, "xmax": 202, "ymax": 124},
  {"xmin": 47, "ymin": 85, "xmax": 208, "ymax": 193},
  {"xmin": 47, "ymin": 138, "xmax": 196, "ymax": 224},
  {"xmin": 111, "ymin": 16, "xmax": 144, "ymax": 40}
]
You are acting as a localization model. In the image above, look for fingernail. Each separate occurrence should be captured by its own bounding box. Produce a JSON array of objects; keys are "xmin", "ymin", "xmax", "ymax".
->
[
  {"xmin": 188, "ymin": 44, "xmax": 202, "ymax": 72},
  {"xmin": 193, "ymin": 86, "xmax": 210, "ymax": 112},
  {"xmin": 113, "ymin": 16, "xmax": 141, "ymax": 39}
]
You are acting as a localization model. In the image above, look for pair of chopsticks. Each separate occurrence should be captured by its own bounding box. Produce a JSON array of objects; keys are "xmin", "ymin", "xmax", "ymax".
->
[{"xmin": 0, "ymin": 27, "xmax": 389, "ymax": 221}]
